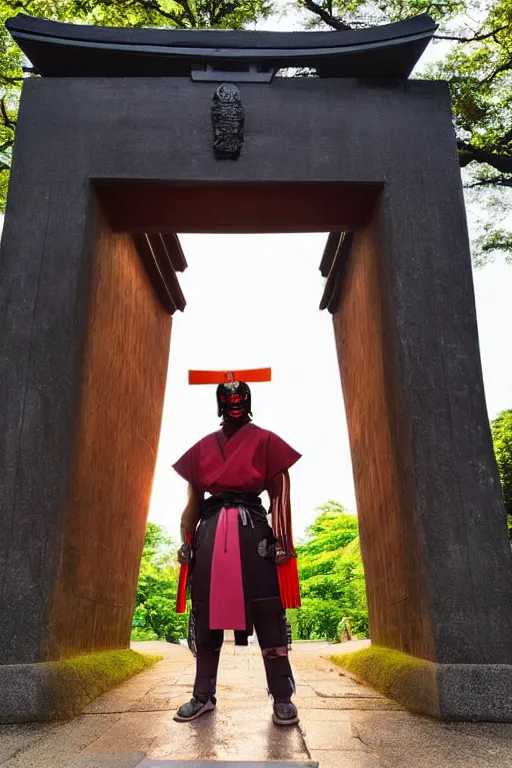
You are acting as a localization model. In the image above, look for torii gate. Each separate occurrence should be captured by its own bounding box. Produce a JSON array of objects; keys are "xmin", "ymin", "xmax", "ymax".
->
[{"xmin": 0, "ymin": 12, "xmax": 511, "ymax": 724}]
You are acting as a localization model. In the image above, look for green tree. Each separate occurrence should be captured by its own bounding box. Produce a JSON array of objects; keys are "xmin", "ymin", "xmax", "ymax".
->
[
  {"xmin": 132, "ymin": 522, "xmax": 189, "ymax": 643},
  {"xmin": 299, "ymin": 0, "xmax": 512, "ymax": 265},
  {"xmin": 491, "ymin": 409, "xmax": 512, "ymax": 537},
  {"xmin": 0, "ymin": 0, "xmax": 271, "ymax": 209},
  {"xmin": 288, "ymin": 501, "xmax": 369, "ymax": 641}
]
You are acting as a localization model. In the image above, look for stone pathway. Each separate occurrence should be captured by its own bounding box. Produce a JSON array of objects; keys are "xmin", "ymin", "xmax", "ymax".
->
[{"xmin": 1, "ymin": 640, "xmax": 512, "ymax": 767}]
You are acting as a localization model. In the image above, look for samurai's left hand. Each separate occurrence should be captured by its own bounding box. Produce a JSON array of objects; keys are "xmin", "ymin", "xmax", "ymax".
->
[
  {"xmin": 275, "ymin": 545, "xmax": 294, "ymax": 566},
  {"xmin": 177, "ymin": 541, "xmax": 193, "ymax": 565}
]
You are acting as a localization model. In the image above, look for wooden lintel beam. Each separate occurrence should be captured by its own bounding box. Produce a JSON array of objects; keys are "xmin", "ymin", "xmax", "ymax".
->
[
  {"xmin": 148, "ymin": 234, "xmax": 187, "ymax": 312},
  {"xmin": 96, "ymin": 182, "xmax": 381, "ymax": 233},
  {"xmin": 319, "ymin": 232, "xmax": 343, "ymax": 278},
  {"xmin": 132, "ymin": 234, "xmax": 177, "ymax": 315},
  {"xmin": 162, "ymin": 234, "xmax": 188, "ymax": 272},
  {"xmin": 319, "ymin": 232, "xmax": 354, "ymax": 314}
]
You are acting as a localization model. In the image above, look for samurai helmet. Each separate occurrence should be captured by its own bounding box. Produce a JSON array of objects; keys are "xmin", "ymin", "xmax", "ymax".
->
[{"xmin": 216, "ymin": 379, "xmax": 252, "ymax": 421}]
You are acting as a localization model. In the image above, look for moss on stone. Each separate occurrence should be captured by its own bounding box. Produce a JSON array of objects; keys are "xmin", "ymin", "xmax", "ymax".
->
[
  {"xmin": 44, "ymin": 649, "xmax": 162, "ymax": 720},
  {"xmin": 329, "ymin": 646, "xmax": 424, "ymax": 695},
  {"xmin": 328, "ymin": 646, "xmax": 439, "ymax": 717}
]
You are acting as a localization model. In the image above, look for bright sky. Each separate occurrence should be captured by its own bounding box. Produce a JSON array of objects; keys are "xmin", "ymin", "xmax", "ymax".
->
[
  {"xmin": 149, "ymin": 233, "xmax": 351, "ymax": 541},
  {"xmin": 148, "ymin": 234, "xmax": 512, "ymax": 543}
]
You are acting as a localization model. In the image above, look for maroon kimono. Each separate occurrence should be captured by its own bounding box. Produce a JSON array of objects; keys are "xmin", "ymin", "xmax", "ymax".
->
[{"xmin": 173, "ymin": 422, "xmax": 301, "ymax": 644}]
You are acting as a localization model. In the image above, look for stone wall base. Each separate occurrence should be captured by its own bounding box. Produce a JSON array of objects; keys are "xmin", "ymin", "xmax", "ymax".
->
[
  {"xmin": 329, "ymin": 646, "xmax": 512, "ymax": 721},
  {"xmin": 0, "ymin": 649, "xmax": 161, "ymax": 724}
]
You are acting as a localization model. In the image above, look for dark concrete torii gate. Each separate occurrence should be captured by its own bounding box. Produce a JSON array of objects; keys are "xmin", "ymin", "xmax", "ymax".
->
[{"xmin": 1, "ymin": 13, "xmax": 512, "ymax": 724}]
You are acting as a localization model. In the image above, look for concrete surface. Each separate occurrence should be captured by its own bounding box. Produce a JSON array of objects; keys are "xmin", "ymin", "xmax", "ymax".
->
[
  {"xmin": 1, "ymin": 640, "xmax": 512, "ymax": 767},
  {"xmin": 137, "ymin": 763, "xmax": 317, "ymax": 767}
]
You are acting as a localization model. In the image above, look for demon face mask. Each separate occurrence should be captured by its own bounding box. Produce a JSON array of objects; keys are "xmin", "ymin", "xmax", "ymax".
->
[{"xmin": 216, "ymin": 380, "xmax": 252, "ymax": 421}]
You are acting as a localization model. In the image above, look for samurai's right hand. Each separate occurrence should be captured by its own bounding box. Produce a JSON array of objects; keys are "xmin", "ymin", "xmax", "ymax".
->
[{"xmin": 177, "ymin": 541, "xmax": 193, "ymax": 565}]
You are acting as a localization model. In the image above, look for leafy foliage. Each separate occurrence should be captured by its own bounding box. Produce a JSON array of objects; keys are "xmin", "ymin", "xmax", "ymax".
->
[
  {"xmin": 491, "ymin": 409, "xmax": 512, "ymax": 536},
  {"xmin": 0, "ymin": 19, "xmax": 21, "ymax": 179},
  {"xmin": 132, "ymin": 522, "xmax": 189, "ymax": 643},
  {"xmin": 430, "ymin": 0, "xmax": 512, "ymax": 264},
  {"xmin": 299, "ymin": 0, "xmax": 512, "ymax": 265},
  {"xmin": 288, "ymin": 502, "xmax": 369, "ymax": 642}
]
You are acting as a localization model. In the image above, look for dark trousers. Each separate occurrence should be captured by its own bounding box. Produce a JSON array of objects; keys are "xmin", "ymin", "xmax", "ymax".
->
[{"xmin": 193, "ymin": 596, "xmax": 295, "ymax": 700}]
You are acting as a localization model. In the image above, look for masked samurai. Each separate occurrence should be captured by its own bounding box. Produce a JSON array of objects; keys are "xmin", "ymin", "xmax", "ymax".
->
[{"xmin": 172, "ymin": 380, "xmax": 301, "ymax": 725}]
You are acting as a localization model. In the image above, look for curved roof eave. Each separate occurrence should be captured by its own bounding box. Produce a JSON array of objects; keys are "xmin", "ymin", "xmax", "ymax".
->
[{"xmin": 6, "ymin": 13, "xmax": 438, "ymax": 79}]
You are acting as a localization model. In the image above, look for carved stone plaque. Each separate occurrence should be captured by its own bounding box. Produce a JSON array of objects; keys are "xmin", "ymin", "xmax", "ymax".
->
[{"xmin": 211, "ymin": 83, "xmax": 244, "ymax": 160}]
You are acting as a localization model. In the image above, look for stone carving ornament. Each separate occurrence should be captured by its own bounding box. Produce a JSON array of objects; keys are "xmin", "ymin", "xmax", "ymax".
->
[{"xmin": 211, "ymin": 83, "xmax": 244, "ymax": 160}]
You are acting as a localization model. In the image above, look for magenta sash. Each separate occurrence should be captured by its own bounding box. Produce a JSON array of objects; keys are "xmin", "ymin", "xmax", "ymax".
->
[{"xmin": 209, "ymin": 507, "xmax": 246, "ymax": 630}]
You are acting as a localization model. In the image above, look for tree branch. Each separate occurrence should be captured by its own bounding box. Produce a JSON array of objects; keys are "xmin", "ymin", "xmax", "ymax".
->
[
  {"xmin": 0, "ymin": 74, "xmax": 24, "ymax": 86},
  {"xmin": 458, "ymin": 141, "xmax": 512, "ymax": 174},
  {"xmin": 212, "ymin": 0, "xmax": 237, "ymax": 25},
  {"xmin": 301, "ymin": 0, "xmax": 351, "ymax": 30},
  {"xmin": 179, "ymin": 0, "xmax": 198, "ymax": 28},
  {"xmin": 499, "ymin": 128, "xmax": 512, "ymax": 146},
  {"xmin": 0, "ymin": 98, "xmax": 16, "ymax": 131},
  {"xmin": 482, "ymin": 59, "xmax": 512, "ymax": 84},
  {"xmin": 466, "ymin": 177, "xmax": 512, "ymax": 189},
  {"xmin": 435, "ymin": 24, "xmax": 509, "ymax": 43},
  {"xmin": 0, "ymin": 139, "xmax": 13, "ymax": 154}
]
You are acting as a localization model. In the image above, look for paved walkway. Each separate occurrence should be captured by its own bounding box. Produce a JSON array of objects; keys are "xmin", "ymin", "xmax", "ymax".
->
[{"xmin": 1, "ymin": 639, "xmax": 512, "ymax": 767}]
